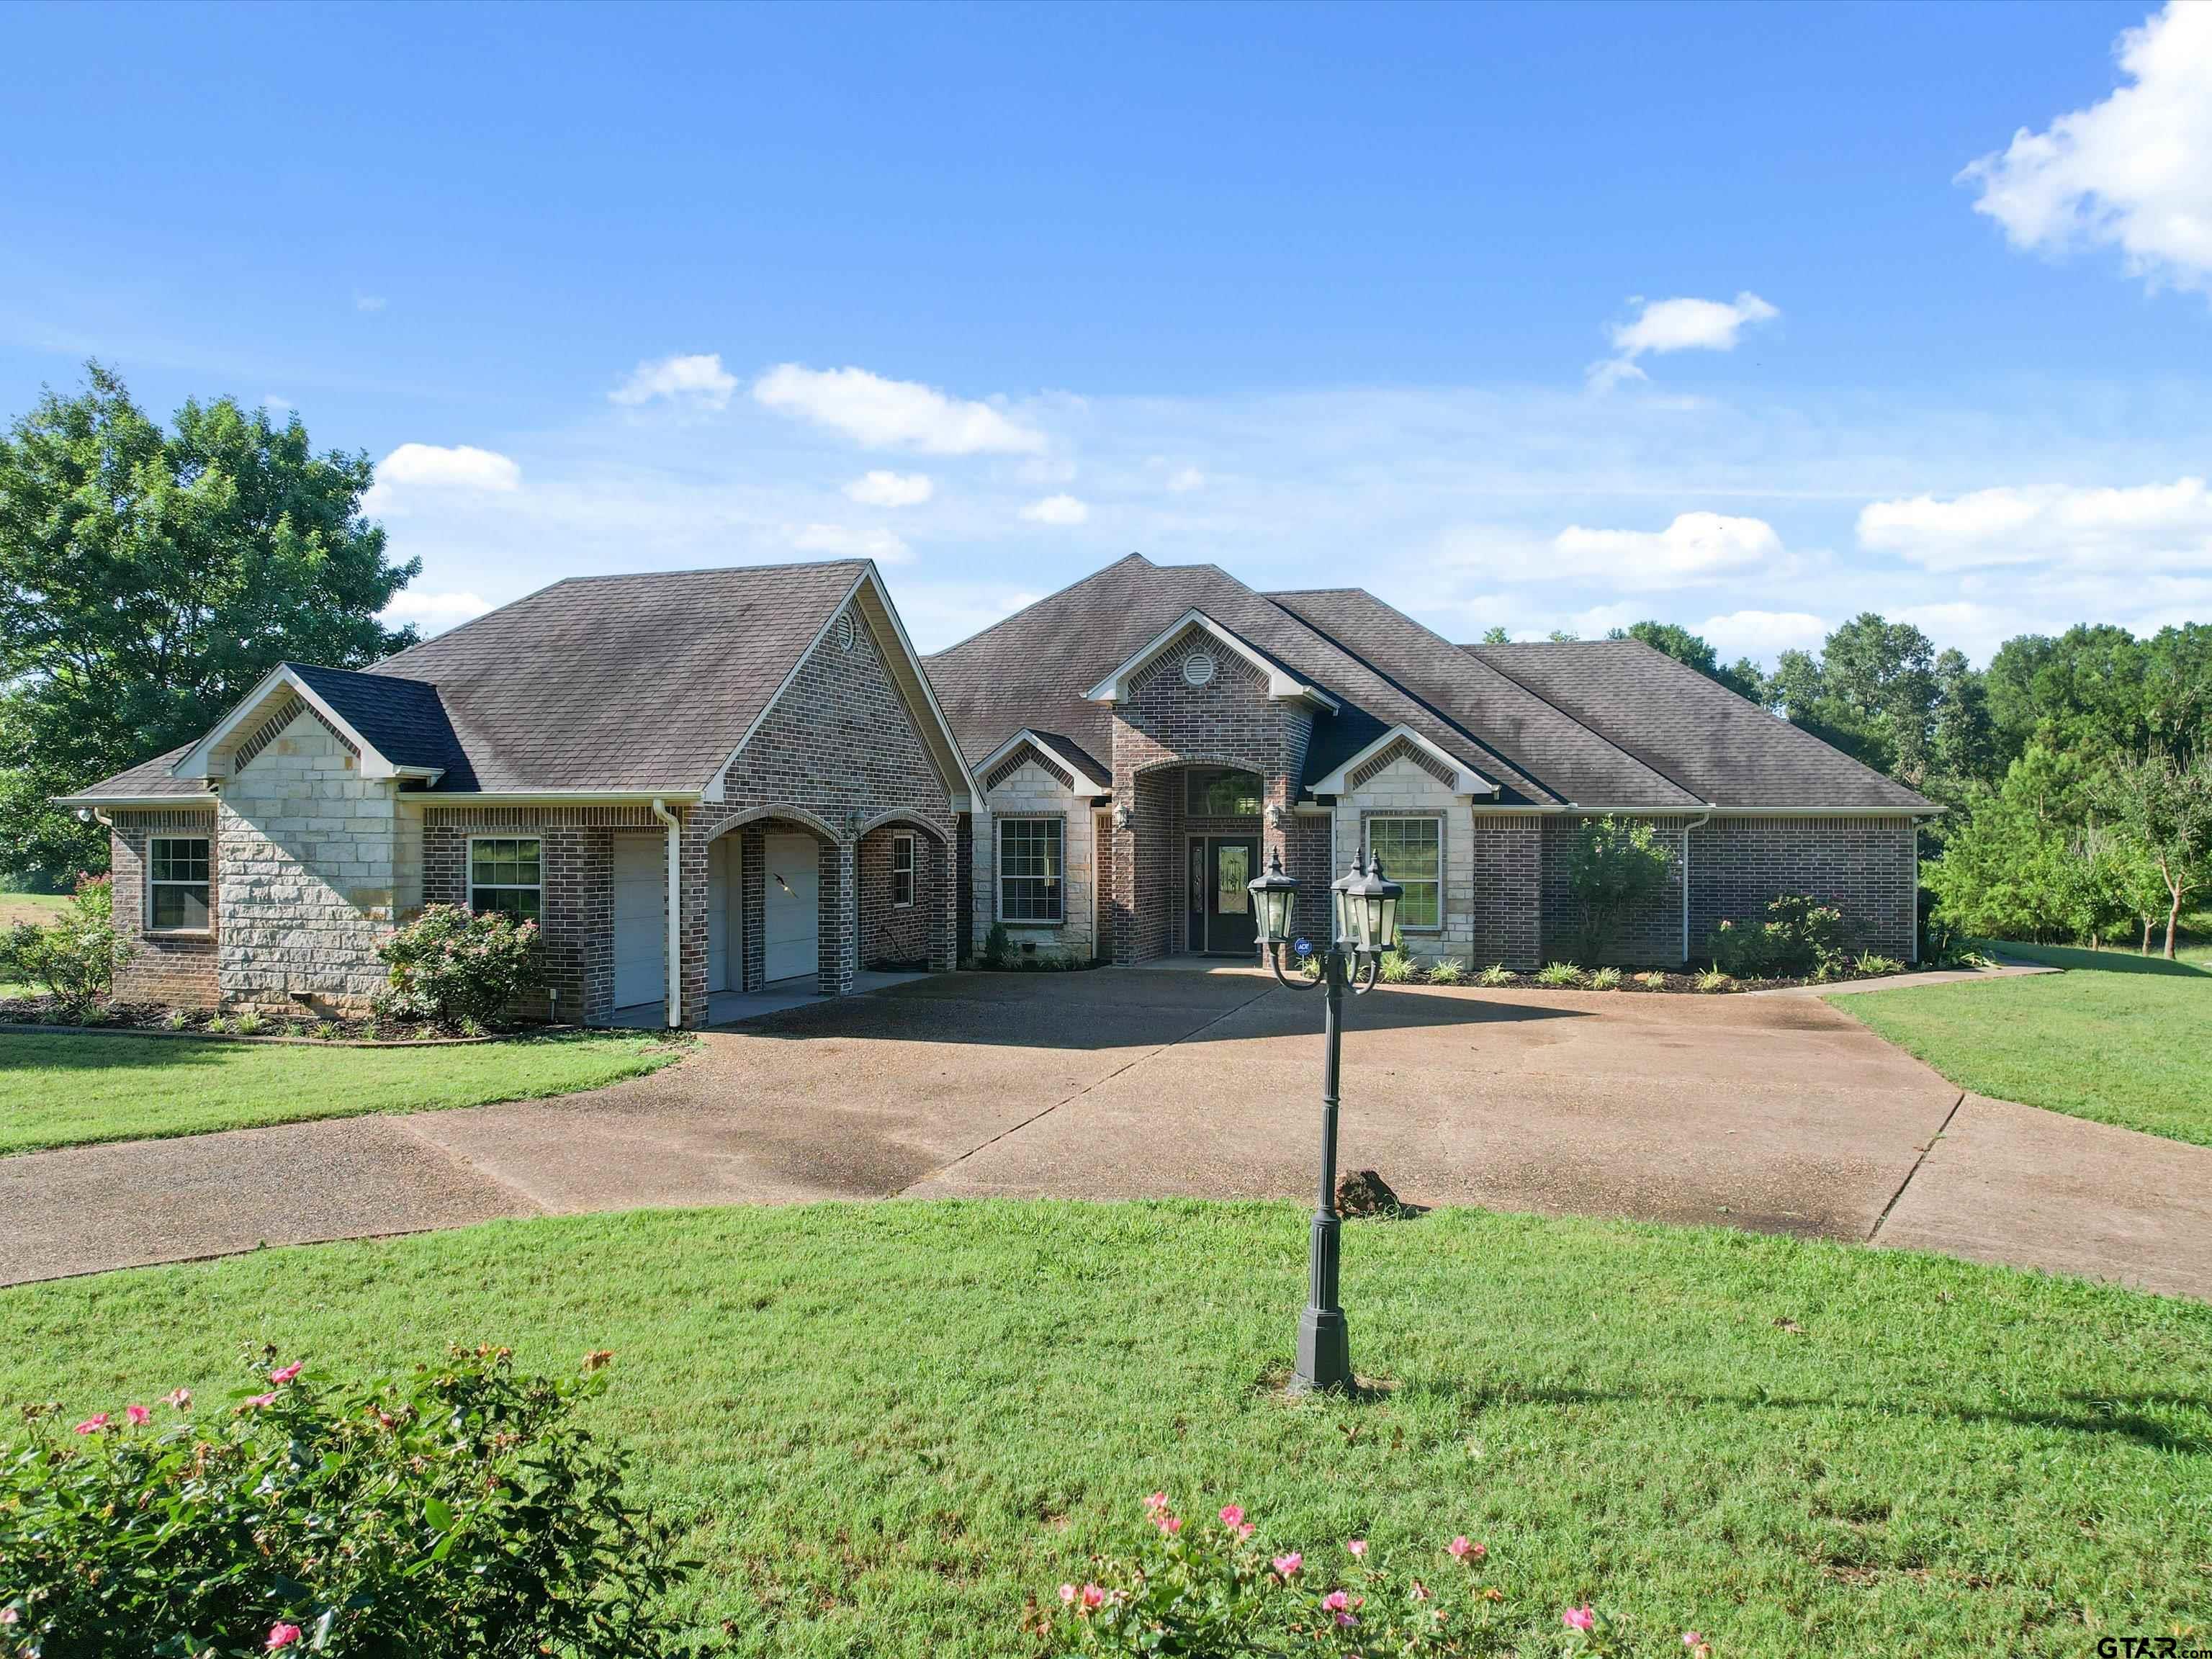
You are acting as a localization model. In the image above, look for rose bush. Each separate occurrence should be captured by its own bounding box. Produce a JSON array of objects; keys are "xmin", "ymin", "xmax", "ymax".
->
[
  {"xmin": 373, "ymin": 902, "xmax": 541, "ymax": 1027},
  {"xmin": 0, "ymin": 1344, "xmax": 700, "ymax": 1658}
]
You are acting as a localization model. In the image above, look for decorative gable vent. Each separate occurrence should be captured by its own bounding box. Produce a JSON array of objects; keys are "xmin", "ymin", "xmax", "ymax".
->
[
  {"xmin": 1182, "ymin": 649, "xmax": 1216, "ymax": 687},
  {"xmin": 1346, "ymin": 737, "xmax": 1456, "ymax": 792},
  {"xmin": 834, "ymin": 611, "xmax": 858, "ymax": 652}
]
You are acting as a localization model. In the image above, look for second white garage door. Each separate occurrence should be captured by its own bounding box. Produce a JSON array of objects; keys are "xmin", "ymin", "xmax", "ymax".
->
[
  {"xmin": 611, "ymin": 833, "xmax": 665, "ymax": 1011},
  {"xmin": 763, "ymin": 833, "xmax": 819, "ymax": 984}
]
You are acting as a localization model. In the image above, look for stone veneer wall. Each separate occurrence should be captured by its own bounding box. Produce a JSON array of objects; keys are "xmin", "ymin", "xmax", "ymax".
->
[
  {"xmin": 215, "ymin": 706, "xmax": 415, "ymax": 1013},
  {"xmin": 109, "ymin": 805, "xmax": 222, "ymax": 1007},
  {"xmin": 1537, "ymin": 814, "xmax": 1694, "ymax": 968},
  {"xmin": 683, "ymin": 600, "xmax": 957, "ymax": 1025},
  {"xmin": 1331, "ymin": 750, "xmax": 1479, "ymax": 965},
  {"xmin": 1108, "ymin": 629, "xmax": 1313, "ymax": 965},
  {"xmin": 1686, "ymin": 815, "xmax": 1919, "ymax": 963},
  {"xmin": 972, "ymin": 750, "xmax": 1097, "ymax": 962}
]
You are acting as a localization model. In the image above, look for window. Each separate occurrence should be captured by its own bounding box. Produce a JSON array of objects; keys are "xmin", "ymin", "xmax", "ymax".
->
[
  {"xmin": 1368, "ymin": 817, "xmax": 1442, "ymax": 932},
  {"xmin": 469, "ymin": 837, "xmax": 542, "ymax": 923},
  {"xmin": 1184, "ymin": 766, "xmax": 1263, "ymax": 817},
  {"xmin": 891, "ymin": 832, "xmax": 915, "ymax": 909},
  {"xmin": 997, "ymin": 817, "xmax": 1063, "ymax": 923},
  {"xmin": 147, "ymin": 837, "xmax": 210, "ymax": 932}
]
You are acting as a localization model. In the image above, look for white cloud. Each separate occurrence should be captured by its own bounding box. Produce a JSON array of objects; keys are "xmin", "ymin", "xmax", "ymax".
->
[
  {"xmin": 753, "ymin": 364, "xmax": 1047, "ymax": 454},
  {"xmin": 262, "ymin": 395, "xmax": 293, "ymax": 414},
  {"xmin": 382, "ymin": 590, "xmax": 494, "ymax": 632},
  {"xmin": 790, "ymin": 523, "xmax": 912, "ymax": 563},
  {"xmin": 1166, "ymin": 465, "xmax": 1205, "ymax": 493},
  {"xmin": 1857, "ymin": 477, "xmax": 2212, "ymax": 572},
  {"xmin": 1592, "ymin": 292, "xmax": 1779, "ymax": 387},
  {"xmin": 364, "ymin": 444, "xmax": 522, "ymax": 511},
  {"xmin": 611, "ymin": 352, "xmax": 739, "ymax": 410},
  {"xmin": 842, "ymin": 469, "xmax": 934, "ymax": 507},
  {"xmin": 1019, "ymin": 493, "xmax": 1089, "ymax": 526},
  {"xmin": 1699, "ymin": 609, "xmax": 1830, "ymax": 660},
  {"xmin": 1961, "ymin": 2, "xmax": 2212, "ymax": 294},
  {"xmin": 1540, "ymin": 512, "xmax": 1783, "ymax": 590},
  {"xmin": 354, "ymin": 294, "xmax": 387, "ymax": 313}
]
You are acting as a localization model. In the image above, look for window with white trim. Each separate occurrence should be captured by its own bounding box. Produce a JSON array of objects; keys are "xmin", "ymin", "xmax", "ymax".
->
[
  {"xmin": 1368, "ymin": 817, "xmax": 1442, "ymax": 932},
  {"xmin": 469, "ymin": 837, "xmax": 543, "ymax": 924},
  {"xmin": 997, "ymin": 817, "xmax": 1063, "ymax": 923},
  {"xmin": 147, "ymin": 837, "xmax": 211, "ymax": 932},
  {"xmin": 891, "ymin": 832, "xmax": 915, "ymax": 908}
]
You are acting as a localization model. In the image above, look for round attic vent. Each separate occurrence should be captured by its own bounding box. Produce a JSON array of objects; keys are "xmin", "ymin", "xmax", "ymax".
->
[
  {"xmin": 835, "ymin": 611, "xmax": 857, "ymax": 652},
  {"xmin": 1182, "ymin": 650, "xmax": 1216, "ymax": 687}
]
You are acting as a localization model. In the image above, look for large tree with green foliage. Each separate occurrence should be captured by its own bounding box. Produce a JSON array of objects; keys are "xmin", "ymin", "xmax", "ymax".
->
[
  {"xmin": 1771, "ymin": 613, "xmax": 1941, "ymax": 786},
  {"xmin": 0, "ymin": 363, "xmax": 418, "ymax": 885},
  {"xmin": 2095, "ymin": 747, "xmax": 2212, "ymax": 960}
]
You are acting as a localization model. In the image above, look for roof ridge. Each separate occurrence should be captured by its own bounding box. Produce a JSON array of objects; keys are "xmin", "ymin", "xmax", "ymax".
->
[
  {"xmin": 552, "ymin": 557, "xmax": 868, "ymax": 586},
  {"xmin": 926, "ymin": 552, "xmax": 1154, "ymax": 659}
]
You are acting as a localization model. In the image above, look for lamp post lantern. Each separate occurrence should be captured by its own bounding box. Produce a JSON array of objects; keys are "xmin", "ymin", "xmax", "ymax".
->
[{"xmin": 1248, "ymin": 845, "xmax": 1403, "ymax": 1394}]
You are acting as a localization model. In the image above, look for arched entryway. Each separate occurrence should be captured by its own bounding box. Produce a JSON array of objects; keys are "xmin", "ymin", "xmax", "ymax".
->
[{"xmin": 855, "ymin": 814, "xmax": 953, "ymax": 974}]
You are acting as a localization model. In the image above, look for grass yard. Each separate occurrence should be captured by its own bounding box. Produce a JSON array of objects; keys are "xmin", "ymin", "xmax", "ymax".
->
[
  {"xmin": 4, "ymin": 1201, "xmax": 2207, "ymax": 1657},
  {"xmin": 1835, "ymin": 943, "xmax": 2212, "ymax": 1148},
  {"xmin": 0, "ymin": 889, "xmax": 66, "ymax": 928},
  {"xmin": 0, "ymin": 1029, "xmax": 685, "ymax": 1155}
]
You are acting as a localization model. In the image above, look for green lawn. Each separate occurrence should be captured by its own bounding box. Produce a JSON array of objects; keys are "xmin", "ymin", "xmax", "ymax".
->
[
  {"xmin": 1835, "ymin": 943, "xmax": 2212, "ymax": 1147},
  {"xmin": 4, "ymin": 1202, "xmax": 2207, "ymax": 1656},
  {"xmin": 0, "ymin": 1029, "xmax": 687, "ymax": 1155}
]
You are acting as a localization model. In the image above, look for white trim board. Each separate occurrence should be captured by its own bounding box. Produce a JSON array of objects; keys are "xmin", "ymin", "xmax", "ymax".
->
[
  {"xmin": 1305, "ymin": 723, "xmax": 1498, "ymax": 799},
  {"xmin": 1084, "ymin": 610, "xmax": 1340, "ymax": 711}
]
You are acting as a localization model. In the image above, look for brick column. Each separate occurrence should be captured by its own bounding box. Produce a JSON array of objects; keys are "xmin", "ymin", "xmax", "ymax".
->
[
  {"xmin": 739, "ymin": 826, "xmax": 766, "ymax": 993},
  {"xmin": 818, "ymin": 835, "xmax": 857, "ymax": 997},
  {"xmin": 932, "ymin": 831, "xmax": 957, "ymax": 971}
]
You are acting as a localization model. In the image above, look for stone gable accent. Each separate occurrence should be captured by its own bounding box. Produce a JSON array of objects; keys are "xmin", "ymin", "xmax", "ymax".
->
[
  {"xmin": 1346, "ymin": 736, "xmax": 1455, "ymax": 792},
  {"xmin": 228, "ymin": 694, "xmax": 358, "ymax": 775},
  {"xmin": 983, "ymin": 742, "xmax": 1074, "ymax": 793}
]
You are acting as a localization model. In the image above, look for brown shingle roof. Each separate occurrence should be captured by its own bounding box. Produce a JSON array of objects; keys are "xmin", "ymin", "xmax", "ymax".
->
[{"xmin": 1467, "ymin": 640, "xmax": 1936, "ymax": 811}]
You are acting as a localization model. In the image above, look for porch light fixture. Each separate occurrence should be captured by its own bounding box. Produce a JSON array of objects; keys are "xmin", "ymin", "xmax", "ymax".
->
[{"xmin": 1247, "ymin": 846, "xmax": 1403, "ymax": 1394}]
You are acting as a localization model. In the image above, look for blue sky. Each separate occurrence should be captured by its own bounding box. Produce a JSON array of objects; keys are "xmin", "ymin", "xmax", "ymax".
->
[{"xmin": 4, "ymin": 0, "xmax": 2208, "ymax": 660}]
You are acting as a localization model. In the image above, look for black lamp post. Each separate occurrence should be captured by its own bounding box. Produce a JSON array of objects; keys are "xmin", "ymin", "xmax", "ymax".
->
[{"xmin": 1248, "ymin": 846, "xmax": 1403, "ymax": 1394}]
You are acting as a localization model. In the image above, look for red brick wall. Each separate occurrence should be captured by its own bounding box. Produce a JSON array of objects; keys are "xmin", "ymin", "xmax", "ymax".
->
[
  {"xmin": 1466, "ymin": 813, "xmax": 1542, "ymax": 969},
  {"xmin": 109, "ymin": 809, "xmax": 220, "ymax": 1007},
  {"xmin": 1539, "ymin": 814, "xmax": 1691, "ymax": 968},
  {"xmin": 1686, "ymin": 815, "xmax": 1919, "ymax": 963},
  {"xmin": 859, "ymin": 823, "xmax": 935, "ymax": 969}
]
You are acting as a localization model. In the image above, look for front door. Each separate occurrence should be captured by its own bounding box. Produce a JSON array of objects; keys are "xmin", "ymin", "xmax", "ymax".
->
[{"xmin": 1187, "ymin": 836, "xmax": 1259, "ymax": 956}]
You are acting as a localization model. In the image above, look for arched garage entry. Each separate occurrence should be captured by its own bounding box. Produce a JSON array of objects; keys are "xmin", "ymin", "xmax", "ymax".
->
[{"xmin": 855, "ymin": 814, "xmax": 953, "ymax": 973}]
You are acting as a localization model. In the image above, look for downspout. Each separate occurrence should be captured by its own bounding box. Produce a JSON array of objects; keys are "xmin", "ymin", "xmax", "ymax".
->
[
  {"xmin": 650, "ymin": 799, "xmax": 683, "ymax": 1030},
  {"xmin": 1680, "ymin": 809, "xmax": 1713, "ymax": 966}
]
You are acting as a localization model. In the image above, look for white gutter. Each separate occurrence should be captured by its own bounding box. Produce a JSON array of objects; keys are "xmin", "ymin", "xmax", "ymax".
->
[
  {"xmin": 413, "ymin": 790, "xmax": 703, "ymax": 809},
  {"xmin": 650, "ymin": 798, "xmax": 683, "ymax": 1030},
  {"xmin": 1680, "ymin": 809, "xmax": 1713, "ymax": 964}
]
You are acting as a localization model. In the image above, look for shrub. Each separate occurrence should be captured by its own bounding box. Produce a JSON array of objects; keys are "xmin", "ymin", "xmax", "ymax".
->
[
  {"xmin": 315, "ymin": 1020, "xmax": 343, "ymax": 1041},
  {"xmin": 1564, "ymin": 816, "xmax": 1673, "ymax": 963},
  {"xmin": 1534, "ymin": 961, "xmax": 1583, "ymax": 988},
  {"xmin": 1475, "ymin": 962, "xmax": 1516, "ymax": 987},
  {"xmin": 0, "ymin": 872, "xmax": 130, "ymax": 1012},
  {"xmin": 374, "ymin": 904, "xmax": 541, "ymax": 1027},
  {"xmin": 1377, "ymin": 949, "xmax": 1419, "ymax": 984},
  {"xmin": 233, "ymin": 1008, "xmax": 264, "ymax": 1035},
  {"xmin": 1694, "ymin": 966, "xmax": 1734, "ymax": 992},
  {"xmin": 1633, "ymin": 970, "xmax": 1668, "ymax": 990},
  {"xmin": 204, "ymin": 1014, "xmax": 230, "ymax": 1034},
  {"xmin": 162, "ymin": 1008, "xmax": 189, "ymax": 1030},
  {"xmin": 0, "ymin": 1345, "xmax": 694, "ymax": 1658},
  {"xmin": 981, "ymin": 921, "xmax": 1012, "ymax": 969},
  {"xmin": 1425, "ymin": 956, "xmax": 1467, "ymax": 985},
  {"xmin": 1853, "ymin": 951, "xmax": 1904, "ymax": 977},
  {"xmin": 1588, "ymin": 966, "xmax": 1622, "ymax": 990},
  {"xmin": 1701, "ymin": 892, "xmax": 1851, "ymax": 980}
]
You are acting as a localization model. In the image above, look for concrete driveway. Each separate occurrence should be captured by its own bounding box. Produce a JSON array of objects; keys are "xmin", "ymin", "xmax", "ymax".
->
[{"xmin": 5, "ymin": 968, "xmax": 2208, "ymax": 1298}]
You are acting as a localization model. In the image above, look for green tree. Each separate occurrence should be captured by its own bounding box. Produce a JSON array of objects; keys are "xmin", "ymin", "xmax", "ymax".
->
[
  {"xmin": 1611, "ymin": 621, "xmax": 1766, "ymax": 703},
  {"xmin": 0, "ymin": 364, "xmax": 418, "ymax": 884},
  {"xmin": 2096, "ymin": 747, "xmax": 2212, "ymax": 959},
  {"xmin": 1922, "ymin": 746, "xmax": 2089, "ymax": 943},
  {"xmin": 1928, "ymin": 647, "xmax": 1998, "ymax": 795},
  {"xmin": 1564, "ymin": 814, "xmax": 1674, "ymax": 963}
]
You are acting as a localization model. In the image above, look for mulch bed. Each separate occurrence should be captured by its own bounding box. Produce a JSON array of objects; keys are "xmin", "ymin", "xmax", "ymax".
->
[{"xmin": 0, "ymin": 997, "xmax": 554, "ymax": 1047}]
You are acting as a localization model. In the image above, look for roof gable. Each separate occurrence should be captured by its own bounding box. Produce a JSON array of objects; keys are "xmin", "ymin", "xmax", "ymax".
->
[
  {"xmin": 1083, "ymin": 610, "xmax": 1340, "ymax": 709},
  {"xmin": 171, "ymin": 662, "xmax": 457, "ymax": 786}
]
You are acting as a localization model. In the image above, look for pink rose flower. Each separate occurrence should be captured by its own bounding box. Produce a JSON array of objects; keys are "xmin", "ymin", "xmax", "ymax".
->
[
  {"xmin": 1272, "ymin": 1552, "xmax": 1302, "ymax": 1579},
  {"xmin": 1, "ymin": 1606, "xmax": 19, "ymax": 1625},
  {"xmin": 243, "ymin": 1391, "xmax": 279, "ymax": 1409},
  {"xmin": 1080, "ymin": 1585, "xmax": 1106, "ymax": 1611},
  {"xmin": 269, "ymin": 1362, "xmax": 303, "ymax": 1385},
  {"xmin": 125, "ymin": 1404, "xmax": 150, "ymax": 1426},
  {"xmin": 163, "ymin": 1388, "xmax": 192, "ymax": 1410},
  {"xmin": 1322, "ymin": 1591, "xmax": 1351, "ymax": 1612},
  {"xmin": 1346, "ymin": 1538, "xmax": 1367, "ymax": 1558},
  {"xmin": 1143, "ymin": 1491, "xmax": 1169, "ymax": 1514},
  {"xmin": 1059, "ymin": 1583, "xmax": 1076, "ymax": 1605},
  {"xmin": 1447, "ymin": 1536, "xmax": 1484, "ymax": 1561},
  {"xmin": 1218, "ymin": 1505, "xmax": 1245, "ymax": 1528},
  {"xmin": 1563, "ymin": 1605, "xmax": 1596, "ymax": 1632},
  {"xmin": 72, "ymin": 1413, "xmax": 109, "ymax": 1435},
  {"xmin": 266, "ymin": 1624, "xmax": 303, "ymax": 1650}
]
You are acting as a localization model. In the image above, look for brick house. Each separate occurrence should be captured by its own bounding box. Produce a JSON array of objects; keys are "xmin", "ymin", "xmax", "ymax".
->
[
  {"xmin": 63, "ymin": 552, "xmax": 1936, "ymax": 1026},
  {"xmin": 925, "ymin": 555, "xmax": 1936, "ymax": 969},
  {"xmin": 61, "ymin": 562, "xmax": 974, "ymax": 1028}
]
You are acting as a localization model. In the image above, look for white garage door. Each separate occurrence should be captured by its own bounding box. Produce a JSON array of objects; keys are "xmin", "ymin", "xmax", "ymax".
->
[
  {"xmin": 764, "ymin": 833, "xmax": 819, "ymax": 984},
  {"xmin": 611, "ymin": 833, "xmax": 666, "ymax": 1011}
]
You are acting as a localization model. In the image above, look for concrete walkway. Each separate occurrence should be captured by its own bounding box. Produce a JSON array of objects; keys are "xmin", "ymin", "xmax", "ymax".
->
[{"xmin": 4, "ymin": 968, "xmax": 2207, "ymax": 1299}]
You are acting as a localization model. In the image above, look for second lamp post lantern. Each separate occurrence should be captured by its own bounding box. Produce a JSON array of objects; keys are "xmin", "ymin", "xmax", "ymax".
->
[{"xmin": 1246, "ymin": 846, "xmax": 1403, "ymax": 1394}]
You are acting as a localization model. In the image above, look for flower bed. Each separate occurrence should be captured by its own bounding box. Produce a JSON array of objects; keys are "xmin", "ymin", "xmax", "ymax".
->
[{"xmin": 0, "ymin": 994, "xmax": 545, "ymax": 1045}]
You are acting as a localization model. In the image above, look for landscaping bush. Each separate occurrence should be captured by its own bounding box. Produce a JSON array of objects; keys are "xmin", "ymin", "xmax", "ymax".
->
[
  {"xmin": 0, "ymin": 1345, "xmax": 696, "ymax": 1658},
  {"xmin": 1534, "ymin": 961, "xmax": 1583, "ymax": 988},
  {"xmin": 1046, "ymin": 1491, "xmax": 1696, "ymax": 1658},
  {"xmin": 1475, "ymin": 963, "xmax": 1516, "ymax": 987},
  {"xmin": 1588, "ymin": 966, "xmax": 1622, "ymax": 990},
  {"xmin": 0, "ymin": 873, "xmax": 129, "ymax": 1012},
  {"xmin": 980, "ymin": 921, "xmax": 1012, "ymax": 968},
  {"xmin": 373, "ymin": 903, "xmax": 541, "ymax": 1026},
  {"xmin": 1377, "ymin": 948, "xmax": 1419, "ymax": 984},
  {"xmin": 1694, "ymin": 966, "xmax": 1735, "ymax": 993},
  {"xmin": 1564, "ymin": 816, "xmax": 1673, "ymax": 962},
  {"xmin": 1632, "ymin": 970, "xmax": 1668, "ymax": 989},
  {"xmin": 1701, "ymin": 892, "xmax": 1851, "ymax": 980},
  {"xmin": 1425, "ymin": 956, "xmax": 1467, "ymax": 985}
]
